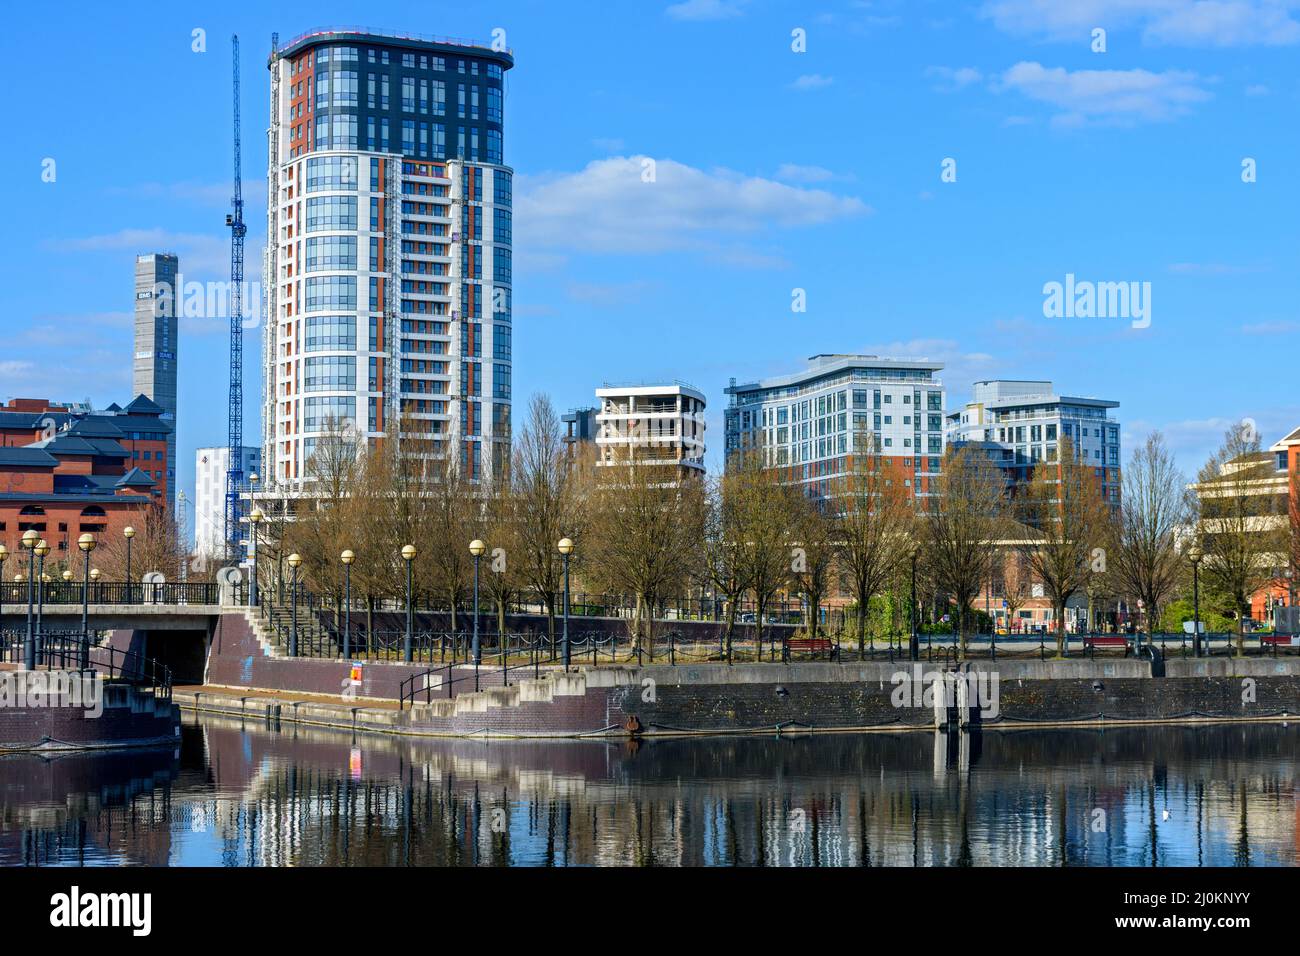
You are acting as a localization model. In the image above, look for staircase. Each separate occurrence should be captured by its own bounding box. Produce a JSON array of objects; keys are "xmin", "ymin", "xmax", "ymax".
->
[{"xmin": 252, "ymin": 603, "xmax": 340, "ymax": 658}]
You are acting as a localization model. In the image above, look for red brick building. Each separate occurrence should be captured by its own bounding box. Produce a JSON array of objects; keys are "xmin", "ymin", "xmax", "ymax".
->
[{"xmin": 0, "ymin": 395, "xmax": 170, "ymax": 564}]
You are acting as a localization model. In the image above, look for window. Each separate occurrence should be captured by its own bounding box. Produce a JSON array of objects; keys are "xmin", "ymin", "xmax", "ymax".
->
[
  {"xmin": 305, "ymin": 156, "xmax": 357, "ymax": 191},
  {"xmin": 303, "ymin": 395, "xmax": 356, "ymax": 430},
  {"xmin": 303, "ymin": 275, "xmax": 356, "ymax": 311},
  {"xmin": 493, "ymin": 363, "xmax": 511, "ymax": 399},
  {"xmin": 304, "ymin": 315, "xmax": 357, "ymax": 351},
  {"xmin": 304, "ymin": 236, "xmax": 357, "ymax": 271},
  {"xmin": 305, "ymin": 196, "xmax": 357, "ymax": 231},
  {"xmin": 303, "ymin": 355, "xmax": 357, "ymax": 391}
]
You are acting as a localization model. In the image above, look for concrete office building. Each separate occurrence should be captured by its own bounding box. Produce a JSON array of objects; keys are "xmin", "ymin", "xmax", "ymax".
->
[
  {"xmin": 133, "ymin": 253, "xmax": 179, "ymax": 510},
  {"xmin": 594, "ymin": 385, "xmax": 706, "ymax": 478},
  {"xmin": 945, "ymin": 380, "xmax": 1121, "ymax": 502},
  {"xmin": 195, "ymin": 445, "xmax": 262, "ymax": 559},
  {"xmin": 262, "ymin": 29, "xmax": 514, "ymax": 493},
  {"xmin": 724, "ymin": 354, "xmax": 946, "ymax": 499}
]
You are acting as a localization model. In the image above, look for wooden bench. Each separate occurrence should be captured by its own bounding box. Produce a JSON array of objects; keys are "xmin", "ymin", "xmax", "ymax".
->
[
  {"xmin": 1261, "ymin": 634, "xmax": 1296, "ymax": 647},
  {"xmin": 1082, "ymin": 635, "xmax": 1130, "ymax": 657},
  {"xmin": 785, "ymin": 637, "xmax": 837, "ymax": 660}
]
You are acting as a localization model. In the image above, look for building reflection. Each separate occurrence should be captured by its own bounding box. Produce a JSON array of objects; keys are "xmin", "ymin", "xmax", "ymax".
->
[{"xmin": 2, "ymin": 717, "xmax": 1296, "ymax": 867}]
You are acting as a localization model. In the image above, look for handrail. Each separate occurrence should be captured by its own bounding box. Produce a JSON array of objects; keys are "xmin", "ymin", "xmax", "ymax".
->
[{"xmin": 0, "ymin": 628, "xmax": 172, "ymax": 702}]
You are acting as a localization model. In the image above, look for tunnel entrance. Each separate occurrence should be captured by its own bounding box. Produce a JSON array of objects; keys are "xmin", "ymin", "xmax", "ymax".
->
[{"xmin": 139, "ymin": 630, "xmax": 209, "ymax": 685}]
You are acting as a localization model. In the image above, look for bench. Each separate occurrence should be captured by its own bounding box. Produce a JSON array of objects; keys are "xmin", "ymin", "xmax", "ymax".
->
[
  {"xmin": 785, "ymin": 637, "xmax": 837, "ymax": 661},
  {"xmin": 1082, "ymin": 635, "xmax": 1130, "ymax": 657},
  {"xmin": 1261, "ymin": 634, "xmax": 1296, "ymax": 646}
]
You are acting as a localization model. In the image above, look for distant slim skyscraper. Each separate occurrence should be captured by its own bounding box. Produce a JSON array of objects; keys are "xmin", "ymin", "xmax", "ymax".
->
[
  {"xmin": 263, "ymin": 30, "xmax": 514, "ymax": 490},
  {"xmin": 133, "ymin": 253, "xmax": 179, "ymax": 510}
]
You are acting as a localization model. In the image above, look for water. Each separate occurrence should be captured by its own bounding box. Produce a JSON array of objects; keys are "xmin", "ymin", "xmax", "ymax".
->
[{"xmin": 2, "ymin": 715, "xmax": 1295, "ymax": 866}]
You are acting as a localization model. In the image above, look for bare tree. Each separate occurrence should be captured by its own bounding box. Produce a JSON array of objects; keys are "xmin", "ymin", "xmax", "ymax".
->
[
  {"xmin": 791, "ymin": 493, "xmax": 837, "ymax": 639},
  {"xmin": 834, "ymin": 434, "xmax": 914, "ymax": 656},
  {"xmin": 585, "ymin": 452, "xmax": 705, "ymax": 657},
  {"xmin": 700, "ymin": 472, "xmax": 752, "ymax": 662},
  {"xmin": 1014, "ymin": 437, "xmax": 1110, "ymax": 658},
  {"xmin": 924, "ymin": 446, "xmax": 1006, "ymax": 658},
  {"xmin": 1110, "ymin": 432, "xmax": 1188, "ymax": 646},
  {"xmin": 734, "ymin": 454, "xmax": 802, "ymax": 661},
  {"xmin": 511, "ymin": 395, "xmax": 589, "ymax": 652},
  {"xmin": 1192, "ymin": 422, "xmax": 1288, "ymax": 656}
]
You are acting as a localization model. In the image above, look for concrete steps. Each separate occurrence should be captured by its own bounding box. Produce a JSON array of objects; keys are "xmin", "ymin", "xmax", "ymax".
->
[{"xmin": 411, "ymin": 668, "xmax": 592, "ymax": 720}]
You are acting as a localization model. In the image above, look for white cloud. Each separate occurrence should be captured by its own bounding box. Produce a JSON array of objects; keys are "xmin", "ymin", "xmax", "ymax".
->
[
  {"xmin": 566, "ymin": 280, "xmax": 657, "ymax": 306},
  {"xmin": 994, "ymin": 61, "xmax": 1210, "ymax": 125},
  {"xmin": 666, "ymin": 0, "xmax": 748, "ymax": 21},
  {"xmin": 926, "ymin": 65, "xmax": 984, "ymax": 91},
  {"xmin": 791, "ymin": 73, "xmax": 835, "ymax": 91},
  {"xmin": 515, "ymin": 156, "xmax": 870, "ymax": 264},
  {"xmin": 775, "ymin": 163, "xmax": 838, "ymax": 183},
  {"xmin": 980, "ymin": 0, "xmax": 1300, "ymax": 47}
]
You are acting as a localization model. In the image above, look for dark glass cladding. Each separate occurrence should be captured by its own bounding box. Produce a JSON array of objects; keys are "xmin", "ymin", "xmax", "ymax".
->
[{"xmin": 277, "ymin": 31, "xmax": 512, "ymax": 165}]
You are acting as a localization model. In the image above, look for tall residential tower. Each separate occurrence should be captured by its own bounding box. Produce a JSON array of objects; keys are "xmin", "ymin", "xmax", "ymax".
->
[
  {"xmin": 263, "ymin": 29, "xmax": 514, "ymax": 490},
  {"xmin": 133, "ymin": 253, "xmax": 179, "ymax": 510}
]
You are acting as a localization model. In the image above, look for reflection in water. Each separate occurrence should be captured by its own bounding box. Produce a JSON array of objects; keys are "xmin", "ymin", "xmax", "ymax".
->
[{"xmin": 1, "ymin": 716, "xmax": 1295, "ymax": 867}]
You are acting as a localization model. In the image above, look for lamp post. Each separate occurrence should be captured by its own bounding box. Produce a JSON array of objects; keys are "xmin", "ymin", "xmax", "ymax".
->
[
  {"xmin": 287, "ymin": 553, "xmax": 301, "ymax": 657},
  {"xmin": 401, "ymin": 545, "xmax": 416, "ymax": 663},
  {"xmin": 0, "ymin": 545, "xmax": 7, "ymax": 638},
  {"xmin": 340, "ymin": 550, "xmax": 355, "ymax": 660},
  {"xmin": 123, "ymin": 525, "xmax": 136, "ymax": 604},
  {"xmin": 34, "ymin": 540, "xmax": 50, "ymax": 665},
  {"xmin": 249, "ymin": 508, "xmax": 263, "ymax": 608},
  {"xmin": 1189, "ymin": 545, "xmax": 1203, "ymax": 658},
  {"xmin": 78, "ymin": 533, "xmax": 96, "ymax": 669},
  {"xmin": 558, "ymin": 537, "xmax": 574, "ymax": 671},
  {"xmin": 909, "ymin": 547, "xmax": 920, "ymax": 662},
  {"xmin": 469, "ymin": 539, "xmax": 485, "ymax": 667},
  {"xmin": 21, "ymin": 530, "xmax": 37, "ymax": 669}
]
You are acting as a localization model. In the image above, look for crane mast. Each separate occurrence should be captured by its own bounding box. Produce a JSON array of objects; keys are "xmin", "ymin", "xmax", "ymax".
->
[{"xmin": 224, "ymin": 34, "xmax": 246, "ymax": 563}]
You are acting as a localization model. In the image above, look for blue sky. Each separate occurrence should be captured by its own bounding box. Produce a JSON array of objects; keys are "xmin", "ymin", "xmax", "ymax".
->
[{"xmin": 3, "ymin": 0, "xmax": 1298, "ymax": 511}]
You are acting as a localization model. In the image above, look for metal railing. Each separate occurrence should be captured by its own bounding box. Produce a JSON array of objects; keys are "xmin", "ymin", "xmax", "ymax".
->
[
  {"xmin": 0, "ymin": 581, "xmax": 221, "ymax": 607},
  {"xmin": 0, "ymin": 629, "xmax": 172, "ymax": 702}
]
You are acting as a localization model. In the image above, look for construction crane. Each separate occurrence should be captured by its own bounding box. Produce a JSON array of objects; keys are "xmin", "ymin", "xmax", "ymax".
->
[{"xmin": 223, "ymin": 33, "xmax": 246, "ymax": 563}]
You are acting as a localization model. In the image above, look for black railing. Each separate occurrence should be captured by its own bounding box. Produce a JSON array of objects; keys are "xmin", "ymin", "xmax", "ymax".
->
[
  {"xmin": 0, "ymin": 628, "xmax": 172, "ymax": 702},
  {"xmin": 0, "ymin": 581, "xmax": 221, "ymax": 607}
]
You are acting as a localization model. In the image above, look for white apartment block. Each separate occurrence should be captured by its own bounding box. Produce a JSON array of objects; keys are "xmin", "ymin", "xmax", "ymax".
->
[
  {"xmin": 724, "ymin": 354, "xmax": 946, "ymax": 499},
  {"xmin": 594, "ymin": 384, "xmax": 706, "ymax": 476},
  {"xmin": 945, "ymin": 380, "xmax": 1121, "ymax": 500},
  {"xmin": 194, "ymin": 446, "xmax": 262, "ymax": 558},
  {"xmin": 263, "ymin": 31, "xmax": 514, "ymax": 493}
]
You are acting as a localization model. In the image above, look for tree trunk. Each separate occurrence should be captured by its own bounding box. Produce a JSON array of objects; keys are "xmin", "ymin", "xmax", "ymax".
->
[
  {"xmin": 1056, "ymin": 601, "xmax": 1067, "ymax": 658},
  {"xmin": 857, "ymin": 590, "xmax": 868, "ymax": 659},
  {"xmin": 366, "ymin": 594, "xmax": 375, "ymax": 656}
]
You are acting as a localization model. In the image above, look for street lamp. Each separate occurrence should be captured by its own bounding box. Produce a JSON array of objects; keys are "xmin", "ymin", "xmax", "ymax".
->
[
  {"xmin": 469, "ymin": 539, "xmax": 485, "ymax": 667},
  {"xmin": 20, "ymin": 531, "xmax": 37, "ymax": 670},
  {"xmin": 558, "ymin": 537, "xmax": 574, "ymax": 671},
  {"xmin": 123, "ymin": 525, "xmax": 136, "ymax": 604},
  {"xmin": 249, "ymin": 508, "xmax": 263, "ymax": 608},
  {"xmin": 1189, "ymin": 545, "xmax": 1203, "ymax": 658},
  {"xmin": 287, "ymin": 553, "xmax": 302, "ymax": 657},
  {"xmin": 341, "ymin": 549, "xmax": 355, "ymax": 660},
  {"xmin": 34, "ymin": 540, "xmax": 49, "ymax": 665},
  {"xmin": 0, "ymin": 545, "xmax": 6, "ymax": 639},
  {"xmin": 909, "ymin": 547, "xmax": 920, "ymax": 662},
  {"xmin": 401, "ymin": 545, "xmax": 417, "ymax": 663},
  {"xmin": 78, "ymin": 533, "xmax": 96, "ymax": 669},
  {"xmin": 90, "ymin": 567, "xmax": 101, "ymax": 605}
]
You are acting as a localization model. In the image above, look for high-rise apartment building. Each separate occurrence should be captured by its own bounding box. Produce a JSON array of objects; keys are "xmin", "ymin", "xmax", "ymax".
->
[
  {"xmin": 195, "ymin": 445, "xmax": 263, "ymax": 559},
  {"xmin": 594, "ymin": 385, "xmax": 706, "ymax": 478},
  {"xmin": 944, "ymin": 380, "xmax": 1121, "ymax": 502},
  {"xmin": 724, "ymin": 354, "xmax": 946, "ymax": 499},
  {"xmin": 263, "ymin": 30, "xmax": 514, "ymax": 491},
  {"xmin": 133, "ymin": 253, "xmax": 179, "ymax": 510}
]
